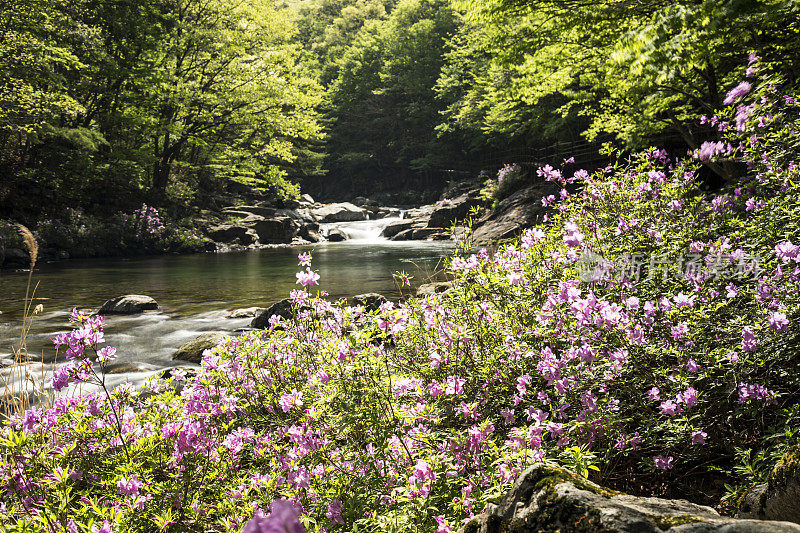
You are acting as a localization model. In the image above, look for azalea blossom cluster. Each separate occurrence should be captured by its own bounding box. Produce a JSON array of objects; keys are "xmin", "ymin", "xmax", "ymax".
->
[
  {"xmin": 497, "ymin": 163, "xmax": 521, "ymax": 183},
  {"xmin": 51, "ymin": 308, "xmax": 117, "ymax": 392},
  {"xmin": 1, "ymin": 62, "xmax": 799, "ymax": 532}
]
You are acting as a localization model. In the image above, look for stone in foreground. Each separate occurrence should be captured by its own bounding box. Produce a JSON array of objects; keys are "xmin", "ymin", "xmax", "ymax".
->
[
  {"xmin": 251, "ymin": 299, "xmax": 296, "ymax": 329},
  {"xmin": 351, "ymin": 293, "xmax": 388, "ymax": 312},
  {"xmin": 98, "ymin": 295, "xmax": 159, "ymax": 314},
  {"xmin": 416, "ymin": 281, "xmax": 453, "ymax": 297},
  {"xmin": 172, "ymin": 332, "xmax": 226, "ymax": 363},
  {"xmin": 738, "ymin": 445, "xmax": 800, "ymax": 524},
  {"xmin": 461, "ymin": 464, "xmax": 800, "ymax": 533}
]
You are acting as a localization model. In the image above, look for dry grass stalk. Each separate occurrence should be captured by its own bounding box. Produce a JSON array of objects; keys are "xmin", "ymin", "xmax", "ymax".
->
[{"xmin": 0, "ymin": 225, "xmax": 53, "ymax": 421}]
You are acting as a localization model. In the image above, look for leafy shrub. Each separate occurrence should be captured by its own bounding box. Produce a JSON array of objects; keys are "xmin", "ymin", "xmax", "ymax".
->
[
  {"xmin": 1, "ymin": 61, "xmax": 799, "ymax": 532},
  {"xmin": 480, "ymin": 163, "xmax": 527, "ymax": 206},
  {"xmin": 35, "ymin": 204, "xmax": 208, "ymax": 259}
]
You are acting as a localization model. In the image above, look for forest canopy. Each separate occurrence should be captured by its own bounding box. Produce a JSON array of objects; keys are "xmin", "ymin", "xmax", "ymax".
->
[{"xmin": 1, "ymin": 0, "xmax": 798, "ymax": 217}]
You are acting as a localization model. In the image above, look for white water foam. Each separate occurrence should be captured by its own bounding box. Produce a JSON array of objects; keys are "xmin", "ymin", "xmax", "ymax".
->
[{"xmin": 320, "ymin": 217, "xmax": 403, "ymax": 243}]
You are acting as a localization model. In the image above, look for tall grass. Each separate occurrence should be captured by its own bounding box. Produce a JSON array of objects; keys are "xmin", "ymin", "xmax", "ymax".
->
[{"xmin": 0, "ymin": 225, "xmax": 54, "ymax": 420}]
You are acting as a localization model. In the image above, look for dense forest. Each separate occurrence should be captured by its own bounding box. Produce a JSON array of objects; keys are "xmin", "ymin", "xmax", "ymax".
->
[{"xmin": 2, "ymin": 0, "xmax": 798, "ymax": 220}]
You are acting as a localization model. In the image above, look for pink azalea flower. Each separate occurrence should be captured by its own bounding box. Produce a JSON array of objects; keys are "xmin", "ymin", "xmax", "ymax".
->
[{"xmin": 653, "ymin": 455, "xmax": 674, "ymax": 470}]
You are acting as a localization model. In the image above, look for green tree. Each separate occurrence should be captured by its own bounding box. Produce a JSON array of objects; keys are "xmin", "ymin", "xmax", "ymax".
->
[{"xmin": 450, "ymin": 0, "xmax": 800, "ymax": 180}]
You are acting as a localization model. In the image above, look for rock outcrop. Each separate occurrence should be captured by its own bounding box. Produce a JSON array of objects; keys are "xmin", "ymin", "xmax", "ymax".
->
[
  {"xmin": 738, "ymin": 446, "xmax": 800, "ymax": 524},
  {"xmin": 428, "ymin": 193, "xmax": 483, "ymax": 228},
  {"xmin": 221, "ymin": 205, "xmax": 277, "ymax": 218},
  {"xmin": 470, "ymin": 182, "xmax": 559, "ymax": 244},
  {"xmin": 248, "ymin": 217, "xmax": 298, "ymax": 244},
  {"xmin": 207, "ymin": 224, "xmax": 257, "ymax": 245},
  {"xmin": 381, "ymin": 219, "xmax": 417, "ymax": 238},
  {"xmin": 461, "ymin": 464, "xmax": 800, "ymax": 533},
  {"xmin": 98, "ymin": 295, "xmax": 159, "ymax": 314},
  {"xmin": 172, "ymin": 332, "xmax": 226, "ymax": 363}
]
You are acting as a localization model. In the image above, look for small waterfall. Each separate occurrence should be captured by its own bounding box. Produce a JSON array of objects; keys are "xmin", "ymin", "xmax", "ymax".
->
[{"xmin": 321, "ymin": 217, "xmax": 402, "ymax": 243}]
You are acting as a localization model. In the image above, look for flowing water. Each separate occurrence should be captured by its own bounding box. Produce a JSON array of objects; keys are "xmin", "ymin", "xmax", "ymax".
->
[{"xmin": 0, "ymin": 219, "xmax": 452, "ymax": 395}]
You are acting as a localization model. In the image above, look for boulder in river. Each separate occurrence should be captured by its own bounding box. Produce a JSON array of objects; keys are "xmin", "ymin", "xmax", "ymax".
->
[
  {"xmin": 172, "ymin": 332, "xmax": 226, "ymax": 363},
  {"xmin": 2, "ymin": 247, "xmax": 30, "ymax": 269},
  {"xmin": 226, "ymin": 307, "xmax": 266, "ymax": 319},
  {"xmin": 351, "ymin": 293, "xmax": 388, "ymax": 312},
  {"xmin": 312, "ymin": 202, "xmax": 368, "ymax": 222},
  {"xmin": 326, "ymin": 228, "xmax": 348, "ymax": 242},
  {"xmin": 738, "ymin": 445, "xmax": 800, "ymax": 524},
  {"xmin": 390, "ymin": 225, "xmax": 443, "ymax": 241},
  {"xmin": 98, "ymin": 295, "xmax": 159, "ymax": 314},
  {"xmin": 461, "ymin": 464, "xmax": 800, "ymax": 533},
  {"xmin": 381, "ymin": 219, "xmax": 416, "ymax": 238},
  {"xmin": 251, "ymin": 299, "xmax": 296, "ymax": 329}
]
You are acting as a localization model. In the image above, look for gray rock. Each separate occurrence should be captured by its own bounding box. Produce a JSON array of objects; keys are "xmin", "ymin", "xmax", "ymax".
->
[
  {"xmin": 220, "ymin": 210, "xmax": 260, "ymax": 219},
  {"xmin": 351, "ymin": 293, "xmax": 388, "ymax": 312},
  {"xmin": 738, "ymin": 446, "xmax": 800, "ymax": 524},
  {"xmin": 412, "ymin": 227, "xmax": 445, "ymax": 240},
  {"xmin": 471, "ymin": 182, "xmax": 559, "ymax": 244},
  {"xmin": 415, "ymin": 281, "xmax": 453, "ymax": 297},
  {"xmin": 300, "ymin": 194, "xmax": 315, "ymax": 205},
  {"xmin": 428, "ymin": 193, "xmax": 483, "ymax": 228},
  {"xmin": 390, "ymin": 226, "xmax": 443, "ymax": 241},
  {"xmin": 3, "ymin": 247, "xmax": 30, "ymax": 268},
  {"xmin": 403, "ymin": 204, "xmax": 437, "ymax": 221},
  {"xmin": 299, "ymin": 224, "xmax": 322, "ymax": 243},
  {"xmin": 172, "ymin": 332, "xmax": 226, "ymax": 363},
  {"xmin": 326, "ymin": 228, "xmax": 348, "ymax": 242},
  {"xmin": 312, "ymin": 202, "xmax": 368, "ymax": 222},
  {"xmin": 98, "ymin": 295, "xmax": 158, "ymax": 315},
  {"xmin": 461, "ymin": 465, "xmax": 800, "ymax": 533},
  {"xmin": 226, "ymin": 307, "xmax": 266, "ymax": 319},
  {"xmin": 381, "ymin": 219, "xmax": 417, "ymax": 238},
  {"xmin": 222, "ymin": 205, "xmax": 277, "ymax": 218},
  {"xmin": 238, "ymin": 214, "xmax": 266, "ymax": 224},
  {"xmin": 276, "ymin": 208, "xmax": 316, "ymax": 224},
  {"xmin": 207, "ymin": 224, "xmax": 257, "ymax": 245},
  {"xmin": 375, "ymin": 207, "xmax": 401, "ymax": 219},
  {"xmin": 249, "ymin": 217, "xmax": 298, "ymax": 244},
  {"xmin": 251, "ymin": 299, "xmax": 296, "ymax": 329}
]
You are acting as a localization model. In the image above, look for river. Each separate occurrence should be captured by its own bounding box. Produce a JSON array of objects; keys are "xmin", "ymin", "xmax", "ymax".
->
[{"xmin": 0, "ymin": 218, "xmax": 453, "ymax": 396}]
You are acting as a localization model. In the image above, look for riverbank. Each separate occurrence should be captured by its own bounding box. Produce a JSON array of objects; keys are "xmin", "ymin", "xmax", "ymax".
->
[{"xmin": 1, "ymin": 172, "xmax": 565, "ymax": 270}]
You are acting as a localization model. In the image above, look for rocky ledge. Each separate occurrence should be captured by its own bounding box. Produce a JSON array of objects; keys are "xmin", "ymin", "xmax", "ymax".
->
[
  {"xmin": 462, "ymin": 464, "xmax": 800, "ymax": 533},
  {"xmin": 376, "ymin": 179, "xmax": 562, "ymax": 245},
  {"xmin": 737, "ymin": 445, "xmax": 800, "ymax": 524}
]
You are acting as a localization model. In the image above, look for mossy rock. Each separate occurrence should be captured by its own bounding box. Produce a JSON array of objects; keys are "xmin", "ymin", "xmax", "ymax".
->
[{"xmin": 460, "ymin": 464, "xmax": 800, "ymax": 532}]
